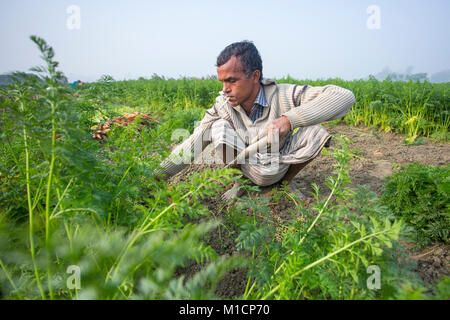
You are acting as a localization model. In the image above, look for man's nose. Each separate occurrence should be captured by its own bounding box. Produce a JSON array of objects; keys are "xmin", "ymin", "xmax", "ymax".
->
[{"xmin": 223, "ymin": 83, "xmax": 231, "ymax": 94}]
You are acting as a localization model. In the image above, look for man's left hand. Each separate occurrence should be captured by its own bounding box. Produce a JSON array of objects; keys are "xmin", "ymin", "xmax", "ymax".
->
[{"xmin": 266, "ymin": 116, "xmax": 292, "ymax": 144}]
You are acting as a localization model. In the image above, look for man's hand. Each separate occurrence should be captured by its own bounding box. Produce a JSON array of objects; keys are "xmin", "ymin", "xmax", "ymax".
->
[{"xmin": 265, "ymin": 116, "xmax": 292, "ymax": 144}]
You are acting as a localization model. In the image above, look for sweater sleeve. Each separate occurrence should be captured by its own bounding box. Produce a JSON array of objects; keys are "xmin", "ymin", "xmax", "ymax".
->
[
  {"xmin": 155, "ymin": 101, "xmax": 223, "ymax": 179},
  {"xmin": 282, "ymin": 84, "xmax": 355, "ymax": 130}
]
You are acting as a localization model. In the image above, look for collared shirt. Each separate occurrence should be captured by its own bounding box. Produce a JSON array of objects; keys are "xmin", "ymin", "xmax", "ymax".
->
[
  {"xmin": 249, "ymin": 85, "xmax": 268, "ymax": 123},
  {"xmin": 249, "ymin": 84, "xmax": 292, "ymax": 147}
]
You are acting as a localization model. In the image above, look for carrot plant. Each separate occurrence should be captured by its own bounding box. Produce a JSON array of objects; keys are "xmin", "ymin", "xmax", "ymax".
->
[
  {"xmin": 76, "ymin": 73, "xmax": 449, "ymax": 143},
  {"xmin": 0, "ymin": 36, "xmax": 244, "ymax": 299},
  {"xmin": 278, "ymin": 76, "xmax": 449, "ymax": 142},
  {"xmin": 232, "ymin": 137, "xmax": 433, "ymax": 299},
  {"xmin": 382, "ymin": 163, "xmax": 449, "ymax": 246},
  {"xmin": 1, "ymin": 35, "xmax": 448, "ymax": 300}
]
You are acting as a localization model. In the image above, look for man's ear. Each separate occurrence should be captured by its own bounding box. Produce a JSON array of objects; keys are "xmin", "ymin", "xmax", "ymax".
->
[{"xmin": 252, "ymin": 70, "xmax": 261, "ymax": 83}]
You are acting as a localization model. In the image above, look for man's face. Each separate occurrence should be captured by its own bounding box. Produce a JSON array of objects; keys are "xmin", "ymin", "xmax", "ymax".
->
[{"xmin": 216, "ymin": 55, "xmax": 260, "ymax": 108}]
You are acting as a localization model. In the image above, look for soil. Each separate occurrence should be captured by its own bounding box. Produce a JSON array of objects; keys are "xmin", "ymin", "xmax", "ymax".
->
[
  {"xmin": 400, "ymin": 241, "xmax": 450, "ymax": 286},
  {"xmin": 169, "ymin": 123, "xmax": 450, "ymax": 299}
]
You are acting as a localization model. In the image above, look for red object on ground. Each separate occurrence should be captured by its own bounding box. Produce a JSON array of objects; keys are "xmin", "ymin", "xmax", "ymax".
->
[{"xmin": 91, "ymin": 112, "xmax": 158, "ymax": 140}]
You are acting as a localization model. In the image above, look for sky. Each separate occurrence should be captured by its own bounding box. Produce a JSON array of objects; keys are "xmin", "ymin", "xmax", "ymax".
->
[{"xmin": 0, "ymin": 0, "xmax": 449, "ymax": 82}]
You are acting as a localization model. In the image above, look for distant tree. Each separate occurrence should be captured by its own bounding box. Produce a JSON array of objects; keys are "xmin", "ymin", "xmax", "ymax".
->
[
  {"xmin": 373, "ymin": 66, "xmax": 428, "ymax": 82},
  {"xmin": 430, "ymin": 69, "xmax": 450, "ymax": 83},
  {"xmin": 409, "ymin": 73, "xmax": 428, "ymax": 82}
]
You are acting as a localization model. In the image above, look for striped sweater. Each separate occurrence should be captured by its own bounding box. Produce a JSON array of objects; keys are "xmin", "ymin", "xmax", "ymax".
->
[{"xmin": 156, "ymin": 78, "xmax": 355, "ymax": 179}]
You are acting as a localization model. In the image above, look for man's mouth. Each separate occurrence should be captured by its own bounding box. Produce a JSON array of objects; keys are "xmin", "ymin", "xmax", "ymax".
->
[{"xmin": 222, "ymin": 94, "xmax": 237, "ymax": 105}]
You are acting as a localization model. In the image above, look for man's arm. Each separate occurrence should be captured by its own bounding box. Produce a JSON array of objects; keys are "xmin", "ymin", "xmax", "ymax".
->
[
  {"xmin": 282, "ymin": 84, "xmax": 355, "ymax": 130},
  {"xmin": 154, "ymin": 102, "xmax": 223, "ymax": 180}
]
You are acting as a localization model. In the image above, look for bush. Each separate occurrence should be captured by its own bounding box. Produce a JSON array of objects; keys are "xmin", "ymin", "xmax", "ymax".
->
[{"xmin": 382, "ymin": 163, "xmax": 449, "ymax": 245}]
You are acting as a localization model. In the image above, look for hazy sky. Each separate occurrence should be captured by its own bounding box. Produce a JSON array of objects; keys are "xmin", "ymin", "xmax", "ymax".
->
[{"xmin": 0, "ymin": 0, "xmax": 449, "ymax": 82}]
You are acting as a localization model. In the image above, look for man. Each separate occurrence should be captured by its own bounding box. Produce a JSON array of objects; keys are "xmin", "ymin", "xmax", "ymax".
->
[
  {"xmin": 70, "ymin": 80, "xmax": 84, "ymax": 89},
  {"xmin": 156, "ymin": 41, "xmax": 355, "ymax": 201}
]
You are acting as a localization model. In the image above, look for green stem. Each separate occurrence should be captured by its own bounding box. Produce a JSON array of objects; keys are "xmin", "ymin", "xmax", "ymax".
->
[
  {"xmin": 51, "ymin": 208, "xmax": 99, "ymax": 219},
  {"xmin": 107, "ymin": 151, "xmax": 143, "ymax": 230},
  {"xmin": 244, "ymin": 166, "xmax": 343, "ymax": 299},
  {"xmin": 31, "ymin": 177, "xmax": 45, "ymax": 212},
  {"xmin": 23, "ymin": 124, "xmax": 46, "ymax": 299},
  {"xmin": 45, "ymin": 101, "xmax": 56, "ymax": 244},
  {"xmin": 349, "ymin": 259, "xmax": 360, "ymax": 300},
  {"xmin": 106, "ymin": 201, "xmax": 183, "ymax": 283},
  {"xmin": 44, "ymin": 100, "xmax": 56, "ymax": 299},
  {"xmin": 0, "ymin": 258, "xmax": 23, "ymax": 299},
  {"xmin": 243, "ymin": 246, "xmax": 256, "ymax": 299},
  {"xmin": 105, "ymin": 182, "xmax": 205, "ymax": 284},
  {"xmin": 50, "ymin": 178, "xmax": 74, "ymax": 218},
  {"xmin": 274, "ymin": 174, "xmax": 340, "ymax": 275},
  {"xmin": 262, "ymin": 230, "xmax": 385, "ymax": 300}
]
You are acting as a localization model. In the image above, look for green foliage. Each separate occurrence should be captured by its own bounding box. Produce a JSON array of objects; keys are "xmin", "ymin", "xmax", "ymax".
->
[
  {"xmin": 98, "ymin": 74, "xmax": 115, "ymax": 83},
  {"xmin": 278, "ymin": 76, "xmax": 450, "ymax": 142},
  {"xmin": 0, "ymin": 36, "xmax": 243, "ymax": 300},
  {"xmin": 0, "ymin": 217, "xmax": 243, "ymax": 299},
  {"xmin": 78, "ymin": 66, "xmax": 450, "ymax": 143},
  {"xmin": 234, "ymin": 138, "xmax": 429, "ymax": 300},
  {"xmin": 382, "ymin": 163, "xmax": 450, "ymax": 245},
  {"xmin": 163, "ymin": 108, "xmax": 205, "ymax": 134},
  {"xmin": 1, "ymin": 35, "xmax": 447, "ymax": 300},
  {"xmin": 394, "ymin": 276, "xmax": 450, "ymax": 300}
]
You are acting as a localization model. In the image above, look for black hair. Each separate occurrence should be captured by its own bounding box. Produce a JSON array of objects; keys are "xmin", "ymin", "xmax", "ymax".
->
[{"xmin": 216, "ymin": 40, "xmax": 263, "ymax": 80}]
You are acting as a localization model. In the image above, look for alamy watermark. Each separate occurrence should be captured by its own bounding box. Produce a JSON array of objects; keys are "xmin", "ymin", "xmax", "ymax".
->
[
  {"xmin": 66, "ymin": 265, "xmax": 81, "ymax": 290},
  {"xmin": 366, "ymin": 5, "xmax": 381, "ymax": 30},
  {"xmin": 366, "ymin": 265, "xmax": 381, "ymax": 290},
  {"xmin": 66, "ymin": 5, "xmax": 81, "ymax": 30},
  {"xmin": 167, "ymin": 120, "xmax": 282, "ymax": 170}
]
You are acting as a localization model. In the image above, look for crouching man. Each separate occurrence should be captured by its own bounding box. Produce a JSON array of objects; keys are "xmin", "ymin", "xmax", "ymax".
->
[{"xmin": 155, "ymin": 41, "xmax": 355, "ymax": 201}]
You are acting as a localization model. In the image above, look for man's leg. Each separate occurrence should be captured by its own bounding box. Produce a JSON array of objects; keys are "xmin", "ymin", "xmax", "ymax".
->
[
  {"xmin": 218, "ymin": 143, "xmax": 246, "ymax": 201},
  {"xmin": 281, "ymin": 159, "xmax": 313, "ymax": 182},
  {"xmin": 278, "ymin": 133, "xmax": 331, "ymax": 199},
  {"xmin": 279, "ymin": 159, "xmax": 314, "ymax": 199},
  {"xmin": 210, "ymin": 119, "xmax": 248, "ymax": 201}
]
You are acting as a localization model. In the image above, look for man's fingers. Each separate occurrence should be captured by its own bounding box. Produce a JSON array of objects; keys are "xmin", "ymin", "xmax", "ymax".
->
[{"xmin": 266, "ymin": 126, "xmax": 280, "ymax": 146}]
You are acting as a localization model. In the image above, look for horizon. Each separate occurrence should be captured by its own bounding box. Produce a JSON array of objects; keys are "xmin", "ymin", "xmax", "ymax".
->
[{"xmin": 1, "ymin": 0, "xmax": 449, "ymax": 83}]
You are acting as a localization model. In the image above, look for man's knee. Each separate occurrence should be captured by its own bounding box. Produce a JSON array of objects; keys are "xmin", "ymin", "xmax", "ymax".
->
[
  {"xmin": 211, "ymin": 119, "xmax": 245, "ymax": 159},
  {"xmin": 215, "ymin": 143, "xmax": 238, "ymax": 164},
  {"xmin": 241, "ymin": 163, "xmax": 290, "ymax": 187}
]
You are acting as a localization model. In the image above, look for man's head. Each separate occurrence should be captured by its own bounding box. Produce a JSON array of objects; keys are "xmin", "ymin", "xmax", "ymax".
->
[{"xmin": 216, "ymin": 41, "xmax": 263, "ymax": 108}]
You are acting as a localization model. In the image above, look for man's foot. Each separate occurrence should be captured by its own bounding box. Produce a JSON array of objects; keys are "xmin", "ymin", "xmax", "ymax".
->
[
  {"xmin": 221, "ymin": 181, "xmax": 245, "ymax": 202},
  {"xmin": 287, "ymin": 180, "xmax": 306, "ymax": 200}
]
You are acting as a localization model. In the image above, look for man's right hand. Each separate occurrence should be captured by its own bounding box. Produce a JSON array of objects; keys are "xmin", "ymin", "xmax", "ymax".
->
[{"xmin": 265, "ymin": 116, "xmax": 292, "ymax": 144}]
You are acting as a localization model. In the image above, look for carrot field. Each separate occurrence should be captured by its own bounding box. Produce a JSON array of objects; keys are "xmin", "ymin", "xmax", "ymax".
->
[{"xmin": 0, "ymin": 36, "xmax": 448, "ymax": 300}]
